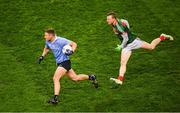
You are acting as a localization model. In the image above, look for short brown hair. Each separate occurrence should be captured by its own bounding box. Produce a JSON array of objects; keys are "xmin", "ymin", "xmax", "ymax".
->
[
  {"xmin": 107, "ymin": 11, "xmax": 117, "ymax": 19},
  {"xmin": 45, "ymin": 28, "xmax": 56, "ymax": 36}
]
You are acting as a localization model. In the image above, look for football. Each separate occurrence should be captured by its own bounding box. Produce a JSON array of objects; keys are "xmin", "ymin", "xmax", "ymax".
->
[{"xmin": 62, "ymin": 44, "xmax": 73, "ymax": 55}]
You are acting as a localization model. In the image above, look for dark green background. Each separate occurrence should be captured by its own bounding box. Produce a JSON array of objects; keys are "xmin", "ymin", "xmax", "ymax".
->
[{"xmin": 0, "ymin": 0, "xmax": 180, "ymax": 112}]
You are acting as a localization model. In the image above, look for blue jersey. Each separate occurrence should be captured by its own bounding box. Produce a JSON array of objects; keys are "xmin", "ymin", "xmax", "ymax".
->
[{"xmin": 45, "ymin": 36, "xmax": 71, "ymax": 64}]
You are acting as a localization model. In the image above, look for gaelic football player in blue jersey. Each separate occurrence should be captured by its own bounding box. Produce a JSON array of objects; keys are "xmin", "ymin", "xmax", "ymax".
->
[{"xmin": 37, "ymin": 29, "xmax": 98, "ymax": 104}]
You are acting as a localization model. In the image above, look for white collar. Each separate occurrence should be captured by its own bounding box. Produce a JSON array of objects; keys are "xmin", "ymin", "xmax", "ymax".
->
[{"xmin": 50, "ymin": 36, "xmax": 58, "ymax": 43}]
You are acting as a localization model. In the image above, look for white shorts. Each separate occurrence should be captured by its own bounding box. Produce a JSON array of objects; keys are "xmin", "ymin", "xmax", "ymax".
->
[{"xmin": 122, "ymin": 38, "xmax": 144, "ymax": 52}]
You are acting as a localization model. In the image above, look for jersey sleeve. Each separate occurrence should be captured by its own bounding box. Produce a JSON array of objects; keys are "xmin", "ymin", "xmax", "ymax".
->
[
  {"xmin": 121, "ymin": 19, "xmax": 130, "ymax": 29},
  {"xmin": 59, "ymin": 37, "xmax": 71, "ymax": 46},
  {"xmin": 121, "ymin": 33, "xmax": 129, "ymax": 48},
  {"xmin": 112, "ymin": 27, "xmax": 119, "ymax": 34}
]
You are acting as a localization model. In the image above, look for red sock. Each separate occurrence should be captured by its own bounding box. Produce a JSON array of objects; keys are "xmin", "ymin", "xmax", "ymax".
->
[
  {"xmin": 160, "ymin": 35, "xmax": 165, "ymax": 41},
  {"xmin": 118, "ymin": 75, "xmax": 124, "ymax": 81}
]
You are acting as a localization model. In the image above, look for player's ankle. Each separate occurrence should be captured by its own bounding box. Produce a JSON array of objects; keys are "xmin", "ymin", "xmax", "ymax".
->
[
  {"xmin": 54, "ymin": 95, "xmax": 59, "ymax": 100},
  {"xmin": 160, "ymin": 35, "xmax": 165, "ymax": 41},
  {"xmin": 118, "ymin": 75, "xmax": 124, "ymax": 81},
  {"xmin": 88, "ymin": 74, "xmax": 96, "ymax": 80}
]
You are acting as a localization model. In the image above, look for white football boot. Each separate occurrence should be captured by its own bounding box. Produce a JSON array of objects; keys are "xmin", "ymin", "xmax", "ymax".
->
[{"xmin": 110, "ymin": 78, "xmax": 123, "ymax": 85}]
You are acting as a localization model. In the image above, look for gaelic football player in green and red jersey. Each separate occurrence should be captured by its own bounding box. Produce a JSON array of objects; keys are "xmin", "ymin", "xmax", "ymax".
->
[{"xmin": 107, "ymin": 12, "xmax": 174, "ymax": 85}]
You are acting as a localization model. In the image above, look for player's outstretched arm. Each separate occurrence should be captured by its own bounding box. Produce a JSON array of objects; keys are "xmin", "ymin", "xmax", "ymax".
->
[
  {"xmin": 42, "ymin": 47, "xmax": 50, "ymax": 57},
  {"xmin": 121, "ymin": 35, "xmax": 128, "ymax": 48},
  {"xmin": 69, "ymin": 41, "xmax": 77, "ymax": 52},
  {"xmin": 37, "ymin": 47, "xmax": 49, "ymax": 64}
]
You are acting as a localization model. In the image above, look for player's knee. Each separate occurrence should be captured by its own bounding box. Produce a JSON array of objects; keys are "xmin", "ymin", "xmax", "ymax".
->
[
  {"xmin": 152, "ymin": 46, "xmax": 155, "ymax": 50},
  {"xmin": 148, "ymin": 45, "xmax": 155, "ymax": 50},
  {"xmin": 121, "ymin": 60, "xmax": 127, "ymax": 66},
  {"xmin": 53, "ymin": 76, "xmax": 60, "ymax": 82},
  {"xmin": 150, "ymin": 46, "xmax": 155, "ymax": 50}
]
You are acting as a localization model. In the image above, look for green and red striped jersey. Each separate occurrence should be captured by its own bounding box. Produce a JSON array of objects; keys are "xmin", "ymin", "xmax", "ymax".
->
[{"xmin": 112, "ymin": 18, "xmax": 136, "ymax": 47}]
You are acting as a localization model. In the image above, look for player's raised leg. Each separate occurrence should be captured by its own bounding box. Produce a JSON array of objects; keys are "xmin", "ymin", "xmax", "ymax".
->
[
  {"xmin": 141, "ymin": 33, "xmax": 174, "ymax": 50},
  {"xmin": 110, "ymin": 49, "xmax": 132, "ymax": 85},
  {"xmin": 66, "ymin": 69, "xmax": 98, "ymax": 88},
  {"xmin": 48, "ymin": 67, "xmax": 67, "ymax": 104}
]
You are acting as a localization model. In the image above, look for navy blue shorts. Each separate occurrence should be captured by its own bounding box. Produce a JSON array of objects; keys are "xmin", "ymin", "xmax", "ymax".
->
[{"xmin": 57, "ymin": 60, "xmax": 71, "ymax": 71}]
